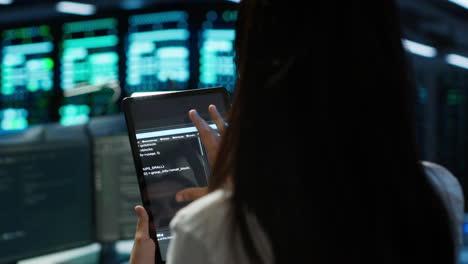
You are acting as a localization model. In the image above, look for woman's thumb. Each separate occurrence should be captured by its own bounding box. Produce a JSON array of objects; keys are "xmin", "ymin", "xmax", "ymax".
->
[{"xmin": 134, "ymin": 205, "xmax": 151, "ymax": 239}]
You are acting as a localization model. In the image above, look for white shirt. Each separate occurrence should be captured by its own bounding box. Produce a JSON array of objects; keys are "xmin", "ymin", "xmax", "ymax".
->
[
  {"xmin": 166, "ymin": 189, "xmax": 273, "ymax": 264},
  {"xmin": 166, "ymin": 161, "xmax": 464, "ymax": 264},
  {"xmin": 422, "ymin": 161, "xmax": 465, "ymax": 258}
]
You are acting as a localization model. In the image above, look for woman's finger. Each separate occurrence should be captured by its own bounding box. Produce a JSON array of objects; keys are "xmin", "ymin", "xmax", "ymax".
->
[
  {"xmin": 208, "ymin": 105, "xmax": 227, "ymax": 135},
  {"xmin": 189, "ymin": 109, "xmax": 214, "ymax": 136},
  {"xmin": 175, "ymin": 187, "xmax": 209, "ymax": 202},
  {"xmin": 189, "ymin": 109, "xmax": 221, "ymax": 166}
]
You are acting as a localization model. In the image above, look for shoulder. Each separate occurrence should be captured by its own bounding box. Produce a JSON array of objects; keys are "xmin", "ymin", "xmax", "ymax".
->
[
  {"xmin": 422, "ymin": 160, "xmax": 453, "ymax": 176},
  {"xmin": 421, "ymin": 161, "xmax": 462, "ymax": 192},
  {"xmin": 421, "ymin": 161, "xmax": 465, "ymax": 253},
  {"xmin": 170, "ymin": 189, "xmax": 232, "ymax": 237},
  {"xmin": 169, "ymin": 188, "xmax": 273, "ymax": 263},
  {"xmin": 421, "ymin": 160, "xmax": 464, "ymax": 220}
]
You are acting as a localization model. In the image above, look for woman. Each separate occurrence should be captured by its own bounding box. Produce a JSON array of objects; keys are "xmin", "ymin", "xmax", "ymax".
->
[{"xmin": 130, "ymin": 0, "xmax": 464, "ymax": 263}]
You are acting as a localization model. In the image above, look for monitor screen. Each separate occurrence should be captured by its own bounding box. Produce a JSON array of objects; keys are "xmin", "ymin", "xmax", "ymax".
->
[
  {"xmin": 0, "ymin": 25, "xmax": 55, "ymax": 130},
  {"xmin": 0, "ymin": 125, "xmax": 94, "ymax": 263},
  {"xmin": 93, "ymin": 135, "xmax": 141, "ymax": 241},
  {"xmin": 88, "ymin": 114, "xmax": 141, "ymax": 242},
  {"xmin": 197, "ymin": 9, "xmax": 237, "ymax": 93},
  {"xmin": 126, "ymin": 11, "xmax": 191, "ymax": 93},
  {"xmin": 60, "ymin": 18, "xmax": 120, "ymax": 126}
]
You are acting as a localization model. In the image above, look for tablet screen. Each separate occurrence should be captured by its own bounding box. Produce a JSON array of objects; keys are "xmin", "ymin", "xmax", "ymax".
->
[{"xmin": 123, "ymin": 88, "xmax": 229, "ymax": 260}]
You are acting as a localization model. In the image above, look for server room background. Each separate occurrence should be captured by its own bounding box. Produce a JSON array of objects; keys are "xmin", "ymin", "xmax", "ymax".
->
[{"xmin": 0, "ymin": 0, "xmax": 468, "ymax": 263}]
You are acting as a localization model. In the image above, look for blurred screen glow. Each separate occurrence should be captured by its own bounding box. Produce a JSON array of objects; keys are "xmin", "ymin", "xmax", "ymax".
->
[
  {"xmin": 198, "ymin": 10, "xmax": 237, "ymax": 92},
  {"xmin": 446, "ymin": 54, "xmax": 468, "ymax": 70},
  {"xmin": 60, "ymin": 18, "xmax": 119, "ymax": 125},
  {"xmin": 0, "ymin": 0, "xmax": 13, "ymax": 5},
  {"xmin": 61, "ymin": 18, "xmax": 119, "ymax": 91},
  {"xmin": 1, "ymin": 25, "xmax": 55, "ymax": 130},
  {"xmin": 126, "ymin": 11, "xmax": 190, "ymax": 93},
  {"xmin": 56, "ymin": 1, "xmax": 96, "ymax": 16},
  {"xmin": 449, "ymin": 0, "xmax": 468, "ymax": 9},
  {"xmin": 58, "ymin": 104, "xmax": 90, "ymax": 126},
  {"xmin": 0, "ymin": 108, "xmax": 28, "ymax": 130},
  {"xmin": 402, "ymin": 39, "xmax": 437, "ymax": 58},
  {"xmin": 2, "ymin": 38, "xmax": 54, "ymax": 95}
]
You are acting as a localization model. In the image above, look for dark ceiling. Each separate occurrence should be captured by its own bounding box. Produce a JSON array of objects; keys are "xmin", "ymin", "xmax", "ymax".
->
[
  {"xmin": 0, "ymin": 0, "xmax": 467, "ymax": 55},
  {"xmin": 0, "ymin": 0, "xmax": 228, "ymax": 26}
]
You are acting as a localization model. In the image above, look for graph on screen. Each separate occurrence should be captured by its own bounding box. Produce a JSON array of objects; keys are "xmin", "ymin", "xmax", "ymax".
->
[
  {"xmin": 126, "ymin": 11, "xmax": 191, "ymax": 93},
  {"xmin": 198, "ymin": 9, "xmax": 237, "ymax": 93},
  {"xmin": 60, "ymin": 18, "xmax": 120, "ymax": 126},
  {"xmin": 1, "ymin": 25, "xmax": 55, "ymax": 130}
]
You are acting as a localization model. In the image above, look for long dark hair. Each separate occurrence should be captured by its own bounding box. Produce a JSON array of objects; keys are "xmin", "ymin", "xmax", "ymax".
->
[{"xmin": 210, "ymin": 0, "xmax": 455, "ymax": 263}]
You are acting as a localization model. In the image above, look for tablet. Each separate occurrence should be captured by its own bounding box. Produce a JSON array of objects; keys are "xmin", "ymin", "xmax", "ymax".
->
[{"xmin": 122, "ymin": 87, "xmax": 230, "ymax": 262}]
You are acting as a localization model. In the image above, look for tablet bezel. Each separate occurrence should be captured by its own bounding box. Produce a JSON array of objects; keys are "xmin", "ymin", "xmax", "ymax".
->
[{"xmin": 122, "ymin": 87, "xmax": 230, "ymax": 262}]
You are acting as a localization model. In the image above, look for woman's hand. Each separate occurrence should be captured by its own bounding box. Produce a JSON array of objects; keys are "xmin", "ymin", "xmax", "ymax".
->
[
  {"xmin": 188, "ymin": 104, "xmax": 227, "ymax": 167},
  {"xmin": 130, "ymin": 206, "xmax": 156, "ymax": 264},
  {"xmin": 174, "ymin": 105, "xmax": 227, "ymax": 203},
  {"xmin": 175, "ymin": 187, "xmax": 209, "ymax": 202}
]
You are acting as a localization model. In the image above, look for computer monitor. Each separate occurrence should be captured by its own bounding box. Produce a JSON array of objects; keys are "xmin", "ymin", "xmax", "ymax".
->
[
  {"xmin": 0, "ymin": 25, "xmax": 55, "ymax": 130},
  {"xmin": 0, "ymin": 124, "xmax": 94, "ymax": 263},
  {"xmin": 88, "ymin": 114, "xmax": 141, "ymax": 242},
  {"xmin": 126, "ymin": 10, "xmax": 191, "ymax": 93},
  {"xmin": 59, "ymin": 17, "xmax": 120, "ymax": 126},
  {"xmin": 197, "ymin": 7, "xmax": 237, "ymax": 93}
]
